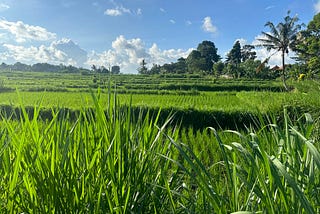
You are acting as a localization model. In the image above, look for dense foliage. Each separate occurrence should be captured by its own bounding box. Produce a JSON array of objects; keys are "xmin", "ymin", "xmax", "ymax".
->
[{"xmin": 296, "ymin": 13, "xmax": 320, "ymax": 78}]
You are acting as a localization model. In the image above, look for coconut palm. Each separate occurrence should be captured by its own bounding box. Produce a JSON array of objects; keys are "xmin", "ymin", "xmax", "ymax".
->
[{"xmin": 257, "ymin": 11, "xmax": 303, "ymax": 90}]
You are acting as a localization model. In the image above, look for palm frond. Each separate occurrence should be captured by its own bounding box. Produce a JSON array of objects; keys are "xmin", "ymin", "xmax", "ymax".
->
[{"xmin": 265, "ymin": 21, "xmax": 280, "ymax": 38}]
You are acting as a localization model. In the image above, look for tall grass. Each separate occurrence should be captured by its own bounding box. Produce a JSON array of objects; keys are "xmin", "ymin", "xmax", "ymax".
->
[
  {"xmin": 0, "ymin": 90, "xmax": 319, "ymax": 213},
  {"xmin": 0, "ymin": 91, "xmax": 184, "ymax": 213},
  {"xmin": 166, "ymin": 108, "xmax": 320, "ymax": 213}
]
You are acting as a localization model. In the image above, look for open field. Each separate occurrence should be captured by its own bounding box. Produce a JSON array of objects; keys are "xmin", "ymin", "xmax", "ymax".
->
[
  {"xmin": 0, "ymin": 71, "xmax": 319, "ymax": 212},
  {"xmin": 0, "ymin": 71, "xmax": 320, "ymax": 129}
]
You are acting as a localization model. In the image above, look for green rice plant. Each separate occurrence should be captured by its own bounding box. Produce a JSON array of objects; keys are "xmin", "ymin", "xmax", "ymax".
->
[
  {"xmin": 0, "ymin": 90, "xmax": 189, "ymax": 213},
  {"xmin": 163, "ymin": 108, "xmax": 320, "ymax": 213},
  {"xmin": 1, "ymin": 83, "xmax": 320, "ymax": 212}
]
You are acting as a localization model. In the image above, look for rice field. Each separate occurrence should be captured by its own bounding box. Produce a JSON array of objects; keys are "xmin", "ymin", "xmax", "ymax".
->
[
  {"xmin": 0, "ymin": 92, "xmax": 319, "ymax": 213},
  {"xmin": 0, "ymin": 71, "xmax": 319, "ymax": 212}
]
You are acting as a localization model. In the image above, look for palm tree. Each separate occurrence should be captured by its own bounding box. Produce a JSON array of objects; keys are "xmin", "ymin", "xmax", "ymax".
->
[{"xmin": 257, "ymin": 11, "xmax": 303, "ymax": 90}]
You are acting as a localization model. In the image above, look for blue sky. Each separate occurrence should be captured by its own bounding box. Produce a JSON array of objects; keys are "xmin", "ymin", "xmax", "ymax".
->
[{"xmin": 0, "ymin": 0, "xmax": 319, "ymax": 73}]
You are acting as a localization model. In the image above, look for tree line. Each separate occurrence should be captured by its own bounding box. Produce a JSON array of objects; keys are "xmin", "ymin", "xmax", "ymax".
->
[
  {"xmin": 138, "ymin": 12, "xmax": 320, "ymax": 86},
  {"xmin": 138, "ymin": 40, "xmax": 276, "ymax": 79},
  {"xmin": 0, "ymin": 62, "xmax": 121, "ymax": 75},
  {"xmin": 0, "ymin": 62, "xmax": 89, "ymax": 73}
]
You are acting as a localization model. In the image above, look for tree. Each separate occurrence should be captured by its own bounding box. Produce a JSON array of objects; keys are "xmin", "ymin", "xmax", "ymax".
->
[
  {"xmin": 111, "ymin": 65, "xmax": 120, "ymax": 74},
  {"xmin": 149, "ymin": 64, "xmax": 161, "ymax": 74},
  {"xmin": 91, "ymin": 65, "xmax": 97, "ymax": 73},
  {"xmin": 241, "ymin": 45, "xmax": 257, "ymax": 62},
  {"xmin": 100, "ymin": 66, "xmax": 109, "ymax": 73},
  {"xmin": 296, "ymin": 13, "xmax": 320, "ymax": 78},
  {"xmin": 160, "ymin": 63, "xmax": 174, "ymax": 74},
  {"xmin": 175, "ymin": 57, "xmax": 187, "ymax": 73},
  {"xmin": 213, "ymin": 61, "xmax": 225, "ymax": 77},
  {"xmin": 226, "ymin": 41, "xmax": 242, "ymax": 65},
  {"xmin": 197, "ymin": 41, "xmax": 221, "ymax": 71},
  {"xmin": 240, "ymin": 59, "xmax": 271, "ymax": 79},
  {"xmin": 226, "ymin": 41, "xmax": 242, "ymax": 78},
  {"xmin": 0, "ymin": 63, "xmax": 9, "ymax": 70},
  {"xmin": 256, "ymin": 11, "xmax": 303, "ymax": 89},
  {"xmin": 224, "ymin": 63, "xmax": 239, "ymax": 78},
  {"xmin": 138, "ymin": 59, "xmax": 148, "ymax": 74},
  {"xmin": 11, "ymin": 62, "xmax": 30, "ymax": 71},
  {"xmin": 186, "ymin": 50, "xmax": 207, "ymax": 73}
]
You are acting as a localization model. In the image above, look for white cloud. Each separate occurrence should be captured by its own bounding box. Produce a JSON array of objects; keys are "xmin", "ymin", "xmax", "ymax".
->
[
  {"xmin": 254, "ymin": 47, "xmax": 296, "ymax": 67},
  {"xmin": 104, "ymin": 8, "xmax": 122, "ymax": 16},
  {"xmin": 87, "ymin": 35, "xmax": 192, "ymax": 73},
  {"xmin": 202, "ymin": 16, "xmax": 218, "ymax": 34},
  {"xmin": 160, "ymin": 8, "xmax": 166, "ymax": 13},
  {"xmin": 265, "ymin": 5, "xmax": 275, "ymax": 10},
  {"xmin": 149, "ymin": 43, "xmax": 192, "ymax": 65},
  {"xmin": 51, "ymin": 38, "xmax": 88, "ymax": 67},
  {"xmin": 0, "ymin": 31, "xmax": 192, "ymax": 73},
  {"xmin": 1, "ymin": 38, "xmax": 88, "ymax": 67},
  {"xmin": 0, "ymin": 3, "xmax": 10, "ymax": 11},
  {"xmin": 0, "ymin": 20, "xmax": 56, "ymax": 43},
  {"xmin": 170, "ymin": 19, "xmax": 176, "ymax": 24},
  {"xmin": 236, "ymin": 38, "xmax": 247, "ymax": 46},
  {"xmin": 87, "ymin": 35, "xmax": 150, "ymax": 73},
  {"xmin": 104, "ymin": 5, "xmax": 133, "ymax": 16},
  {"xmin": 112, "ymin": 35, "xmax": 149, "ymax": 61},
  {"xmin": 2, "ymin": 44, "xmax": 68, "ymax": 64},
  {"xmin": 186, "ymin": 20, "xmax": 192, "ymax": 26},
  {"xmin": 314, "ymin": 1, "xmax": 320, "ymax": 13},
  {"xmin": 136, "ymin": 8, "xmax": 142, "ymax": 15}
]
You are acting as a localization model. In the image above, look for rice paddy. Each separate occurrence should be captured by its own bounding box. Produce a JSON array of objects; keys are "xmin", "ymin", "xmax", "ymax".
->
[{"xmin": 0, "ymin": 71, "xmax": 319, "ymax": 213}]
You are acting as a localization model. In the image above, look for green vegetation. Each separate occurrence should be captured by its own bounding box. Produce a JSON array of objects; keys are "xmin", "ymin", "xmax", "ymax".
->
[
  {"xmin": 257, "ymin": 11, "xmax": 304, "ymax": 90},
  {"xmin": 0, "ymin": 70, "xmax": 319, "ymax": 212},
  {"xmin": 0, "ymin": 90, "xmax": 319, "ymax": 213},
  {"xmin": 0, "ymin": 71, "xmax": 319, "ymax": 129},
  {"xmin": 296, "ymin": 13, "xmax": 320, "ymax": 78},
  {"xmin": 0, "ymin": 11, "xmax": 319, "ymax": 213}
]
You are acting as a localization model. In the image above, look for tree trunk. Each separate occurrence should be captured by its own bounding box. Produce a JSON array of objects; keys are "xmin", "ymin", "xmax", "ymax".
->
[{"xmin": 281, "ymin": 50, "xmax": 288, "ymax": 91}]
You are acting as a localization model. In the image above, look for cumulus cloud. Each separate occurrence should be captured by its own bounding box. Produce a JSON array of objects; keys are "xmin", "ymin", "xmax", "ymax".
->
[
  {"xmin": 87, "ymin": 35, "xmax": 192, "ymax": 73},
  {"xmin": 0, "ymin": 20, "xmax": 56, "ymax": 43},
  {"xmin": 51, "ymin": 38, "xmax": 88, "ymax": 67},
  {"xmin": 202, "ymin": 16, "xmax": 218, "ymax": 34},
  {"xmin": 87, "ymin": 35, "xmax": 149, "ymax": 72},
  {"xmin": 0, "ymin": 3, "xmax": 10, "ymax": 11},
  {"xmin": 314, "ymin": 1, "xmax": 320, "ymax": 13},
  {"xmin": 1, "ymin": 38, "xmax": 88, "ymax": 67},
  {"xmin": 149, "ymin": 43, "xmax": 192, "ymax": 65},
  {"xmin": 2, "ymin": 44, "xmax": 68, "ymax": 64},
  {"xmin": 0, "ymin": 32, "xmax": 192, "ymax": 73}
]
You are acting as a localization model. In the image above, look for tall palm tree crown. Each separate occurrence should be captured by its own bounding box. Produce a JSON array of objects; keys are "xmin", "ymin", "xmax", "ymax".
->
[{"xmin": 257, "ymin": 11, "xmax": 303, "ymax": 90}]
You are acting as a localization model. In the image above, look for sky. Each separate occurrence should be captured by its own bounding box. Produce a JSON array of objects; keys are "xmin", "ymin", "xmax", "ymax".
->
[{"xmin": 0, "ymin": 0, "xmax": 319, "ymax": 73}]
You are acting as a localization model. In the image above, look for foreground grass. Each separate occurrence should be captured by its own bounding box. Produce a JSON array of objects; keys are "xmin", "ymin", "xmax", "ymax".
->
[{"xmin": 0, "ymin": 92, "xmax": 319, "ymax": 213}]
